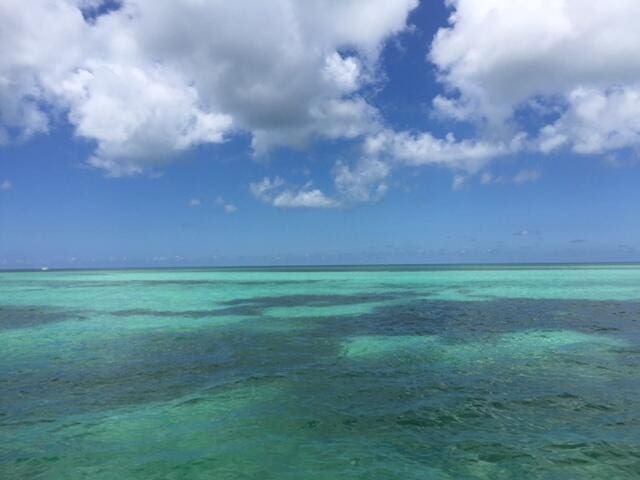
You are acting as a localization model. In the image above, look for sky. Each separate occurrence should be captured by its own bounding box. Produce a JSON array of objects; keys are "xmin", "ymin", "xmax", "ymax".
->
[{"xmin": 1, "ymin": 0, "xmax": 639, "ymax": 268}]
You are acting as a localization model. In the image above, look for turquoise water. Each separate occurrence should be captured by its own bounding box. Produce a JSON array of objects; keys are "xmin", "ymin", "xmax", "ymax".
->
[{"xmin": 1, "ymin": 265, "xmax": 640, "ymax": 478}]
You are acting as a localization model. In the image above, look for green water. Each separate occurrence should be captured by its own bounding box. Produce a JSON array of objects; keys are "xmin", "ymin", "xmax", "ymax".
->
[{"xmin": 1, "ymin": 265, "xmax": 640, "ymax": 478}]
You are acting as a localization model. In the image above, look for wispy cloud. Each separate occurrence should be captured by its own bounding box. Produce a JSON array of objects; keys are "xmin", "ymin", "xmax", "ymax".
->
[
  {"xmin": 215, "ymin": 196, "xmax": 238, "ymax": 214},
  {"xmin": 0, "ymin": 180, "xmax": 12, "ymax": 191},
  {"xmin": 188, "ymin": 197, "xmax": 201, "ymax": 207},
  {"xmin": 513, "ymin": 169, "xmax": 542, "ymax": 185},
  {"xmin": 481, "ymin": 169, "xmax": 542, "ymax": 186},
  {"xmin": 513, "ymin": 229, "xmax": 541, "ymax": 237},
  {"xmin": 224, "ymin": 204, "xmax": 238, "ymax": 213}
]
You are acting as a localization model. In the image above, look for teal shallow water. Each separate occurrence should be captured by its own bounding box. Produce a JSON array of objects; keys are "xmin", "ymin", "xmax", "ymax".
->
[{"xmin": 1, "ymin": 265, "xmax": 640, "ymax": 478}]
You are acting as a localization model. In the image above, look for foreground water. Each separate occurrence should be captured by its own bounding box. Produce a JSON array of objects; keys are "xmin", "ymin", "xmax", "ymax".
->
[{"xmin": 1, "ymin": 265, "xmax": 640, "ymax": 479}]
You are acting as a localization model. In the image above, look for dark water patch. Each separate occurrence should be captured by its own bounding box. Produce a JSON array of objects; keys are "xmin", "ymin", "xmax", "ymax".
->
[
  {"xmin": 3, "ymin": 288, "xmax": 640, "ymax": 477},
  {"xmin": 0, "ymin": 324, "xmax": 340, "ymax": 422},
  {"xmin": 109, "ymin": 293, "xmax": 402, "ymax": 318},
  {"xmin": 222, "ymin": 293, "xmax": 399, "ymax": 308},
  {"xmin": 0, "ymin": 305, "xmax": 88, "ymax": 330},
  {"xmin": 213, "ymin": 292, "xmax": 407, "ymax": 316},
  {"xmin": 357, "ymin": 297, "xmax": 640, "ymax": 341},
  {"xmin": 139, "ymin": 279, "xmax": 324, "ymax": 287},
  {"xmin": 109, "ymin": 308, "xmax": 224, "ymax": 318},
  {"xmin": 110, "ymin": 305, "xmax": 267, "ymax": 317}
]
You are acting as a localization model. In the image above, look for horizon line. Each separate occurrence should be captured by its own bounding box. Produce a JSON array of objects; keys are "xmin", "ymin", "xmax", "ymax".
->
[{"xmin": 2, "ymin": 260, "xmax": 640, "ymax": 273}]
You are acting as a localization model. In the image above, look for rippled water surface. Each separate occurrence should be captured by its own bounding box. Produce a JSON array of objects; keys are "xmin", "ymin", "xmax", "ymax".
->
[{"xmin": 2, "ymin": 265, "xmax": 640, "ymax": 478}]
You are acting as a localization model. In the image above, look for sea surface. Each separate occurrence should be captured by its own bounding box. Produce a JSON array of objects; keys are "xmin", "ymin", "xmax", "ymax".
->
[{"xmin": 1, "ymin": 265, "xmax": 640, "ymax": 479}]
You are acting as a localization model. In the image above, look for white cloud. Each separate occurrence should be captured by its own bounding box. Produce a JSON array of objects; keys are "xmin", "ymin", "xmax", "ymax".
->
[
  {"xmin": 481, "ymin": 169, "xmax": 541, "ymax": 185},
  {"xmin": 430, "ymin": 0, "xmax": 640, "ymax": 155},
  {"xmin": 224, "ymin": 204, "xmax": 238, "ymax": 214},
  {"xmin": 538, "ymin": 86, "xmax": 640, "ymax": 154},
  {"xmin": 364, "ymin": 129, "xmax": 516, "ymax": 173},
  {"xmin": 5, "ymin": 0, "xmax": 639, "ymax": 201},
  {"xmin": 272, "ymin": 189, "xmax": 338, "ymax": 209},
  {"xmin": 250, "ymin": 176, "xmax": 338, "ymax": 209},
  {"xmin": 513, "ymin": 228, "xmax": 541, "ymax": 237},
  {"xmin": 323, "ymin": 53, "xmax": 362, "ymax": 94},
  {"xmin": 249, "ymin": 177, "xmax": 285, "ymax": 203},
  {"xmin": 188, "ymin": 197, "xmax": 201, "ymax": 207},
  {"xmin": 328, "ymin": 128, "xmax": 518, "ymax": 197},
  {"xmin": 480, "ymin": 172, "xmax": 494, "ymax": 185},
  {"xmin": 512, "ymin": 169, "xmax": 541, "ymax": 184},
  {"xmin": 0, "ymin": 180, "xmax": 12, "ymax": 191},
  {"xmin": 60, "ymin": 63, "xmax": 233, "ymax": 177},
  {"xmin": 451, "ymin": 174, "xmax": 466, "ymax": 191},
  {"xmin": 252, "ymin": 125, "xmax": 512, "ymax": 207},
  {"xmin": 333, "ymin": 157, "xmax": 389, "ymax": 203},
  {"xmin": 214, "ymin": 195, "xmax": 238, "ymax": 213},
  {"xmin": 0, "ymin": 0, "xmax": 418, "ymax": 175}
]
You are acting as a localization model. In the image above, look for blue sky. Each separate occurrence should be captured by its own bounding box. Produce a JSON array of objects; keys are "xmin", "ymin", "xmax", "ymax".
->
[{"xmin": 1, "ymin": 0, "xmax": 639, "ymax": 268}]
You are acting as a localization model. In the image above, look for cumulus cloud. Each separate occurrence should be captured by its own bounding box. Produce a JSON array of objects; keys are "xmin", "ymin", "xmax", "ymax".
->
[
  {"xmin": 4, "ymin": 0, "xmax": 640, "ymax": 205},
  {"xmin": 431, "ymin": 0, "xmax": 640, "ymax": 155},
  {"xmin": 250, "ymin": 177, "xmax": 338, "ymax": 209},
  {"xmin": 258, "ymin": 127, "xmax": 521, "ymax": 207},
  {"xmin": 258, "ymin": 124, "xmax": 515, "ymax": 207},
  {"xmin": 364, "ymin": 129, "xmax": 518, "ymax": 172},
  {"xmin": 330, "ymin": 0, "xmax": 640, "ymax": 199},
  {"xmin": 0, "ymin": 0, "xmax": 418, "ymax": 175},
  {"xmin": 329, "ymin": 128, "xmax": 519, "ymax": 196},
  {"xmin": 538, "ymin": 86, "xmax": 640, "ymax": 154}
]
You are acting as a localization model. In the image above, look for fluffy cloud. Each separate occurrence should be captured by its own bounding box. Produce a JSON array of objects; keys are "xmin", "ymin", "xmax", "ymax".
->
[
  {"xmin": 364, "ymin": 129, "xmax": 517, "ymax": 172},
  {"xmin": 5, "ymin": 0, "xmax": 640, "ymax": 205},
  {"xmin": 251, "ymin": 127, "xmax": 521, "ymax": 207},
  {"xmin": 0, "ymin": 0, "xmax": 418, "ymax": 175},
  {"xmin": 59, "ymin": 63, "xmax": 232, "ymax": 176},
  {"xmin": 538, "ymin": 86, "xmax": 640, "ymax": 154},
  {"xmin": 250, "ymin": 177, "xmax": 338, "ymax": 209},
  {"xmin": 431, "ymin": 0, "xmax": 640, "ymax": 155},
  {"xmin": 341, "ymin": 0, "xmax": 640, "ymax": 199},
  {"xmin": 329, "ymin": 128, "xmax": 517, "ymax": 198}
]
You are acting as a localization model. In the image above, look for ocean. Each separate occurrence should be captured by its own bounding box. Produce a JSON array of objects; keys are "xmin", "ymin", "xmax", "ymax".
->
[{"xmin": 1, "ymin": 265, "xmax": 640, "ymax": 478}]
